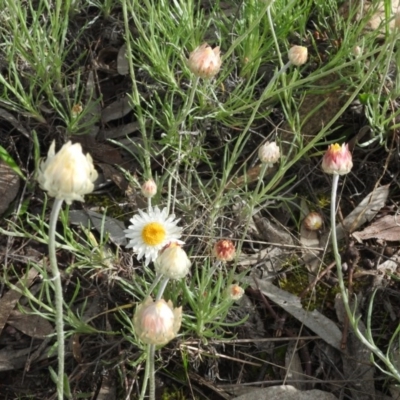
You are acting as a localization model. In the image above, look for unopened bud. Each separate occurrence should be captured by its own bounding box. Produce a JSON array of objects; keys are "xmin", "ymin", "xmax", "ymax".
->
[
  {"xmin": 288, "ymin": 45, "xmax": 308, "ymax": 66},
  {"xmin": 141, "ymin": 179, "xmax": 157, "ymax": 198},
  {"xmin": 303, "ymin": 212, "xmax": 323, "ymax": 231},
  {"xmin": 213, "ymin": 240, "xmax": 236, "ymax": 262}
]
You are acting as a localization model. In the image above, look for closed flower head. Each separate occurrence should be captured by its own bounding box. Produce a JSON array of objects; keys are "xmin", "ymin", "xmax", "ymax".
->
[
  {"xmin": 213, "ymin": 239, "xmax": 236, "ymax": 262},
  {"xmin": 134, "ymin": 297, "xmax": 182, "ymax": 345},
  {"xmin": 303, "ymin": 212, "xmax": 323, "ymax": 231},
  {"xmin": 187, "ymin": 43, "xmax": 221, "ymax": 79},
  {"xmin": 288, "ymin": 45, "xmax": 308, "ymax": 66},
  {"xmin": 37, "ymin": 141, "xmax": 98, "ymax": 204},
  {"xmin": 258, "ymin": 141, "xmax": 280, "ymax": 167},
  {"xmin": 124, "ymin": 207, "xmax": 183, "ymax": 265},
  {"xmin": 322, "ymin": 143, "xmax": 353, "ymax": 175},
  {"xmin": 141, "ymin": 179, "xmax": 157, "ymax": 199},
  {"xmin": 226, "ymin": 284, "xmax": 244, "ymax": 301},
  {"xmin": 155, "ymin": 242, "xmax": 191, "ymax": 279}
]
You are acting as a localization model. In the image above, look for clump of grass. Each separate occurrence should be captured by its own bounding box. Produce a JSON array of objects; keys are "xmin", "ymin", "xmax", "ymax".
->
[{"xmin": 2, "ymin": 0, "xmax": 400, "ymax": 398}]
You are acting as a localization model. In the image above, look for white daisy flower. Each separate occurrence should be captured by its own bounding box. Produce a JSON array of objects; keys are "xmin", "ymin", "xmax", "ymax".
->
[{"xmin": 124, "ymin": 207, "xmax": 184, "ymax": 265}]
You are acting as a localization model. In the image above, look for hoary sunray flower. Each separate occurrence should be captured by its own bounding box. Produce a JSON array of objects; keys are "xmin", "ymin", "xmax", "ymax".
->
[
  {"xmin": 258, "ymin": 141, "xmax": 281, "ymax": 168},
  {"xmin": 124, "ymin": 207, "xmax": 183, "ymax": 265},
  {"xmin": 226, "ymin": 284, "xmax": 244, "ymax": 301},
  {"xmin": 155, "ymin": 242, "xmax": 191, "ymax": 280},
  {"xmin": 134, "ymin": 297, "xmax": 182, "ymax": 346},
  {"xmin": 187, "ymin": 43, "xmax": 221, "ymax": 79},
  {"xmin": 213, "ymin": 239, "xmax": 236, "ymax": 262},
  {"xmin": 37, "ymin": 141, "xmax": 98, "ymax": 205},
  {"xmin": 321, "ymin": 143, "xmax": 353, "ymax": 175},
  {"xmin": 288, "ymin": 45, "xmax": 308, "ymax": 66}
]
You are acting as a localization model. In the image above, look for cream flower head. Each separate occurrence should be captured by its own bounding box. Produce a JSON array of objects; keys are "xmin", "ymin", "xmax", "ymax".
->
[
  {"xmin": 226, "ymin": 284, "xmax": 244, "ymax": 301},
  {"xmin": 134, "ymin": 297, "xmax": 182, "ymax": 346},
  {"xmin": 258, "ymin": 141, "xmax": 280, "ymax": 168},
  {"xmin": 37, "ymin": 141, "xmax": 98, "ymax": 205},
  {"xmin": 155, "ymin": 242, "xmax": 191, "ymax": 280},
  {"xmin": 124, "ymin": 207, "xmax": 184, "ymax": 265},
  {"xmin": 187, "ymin": 43, "xmax": 221, "ymax": 79},
  {"xmin": 288, "ymin": 45, "xmax": 308, "ymax": 66}
]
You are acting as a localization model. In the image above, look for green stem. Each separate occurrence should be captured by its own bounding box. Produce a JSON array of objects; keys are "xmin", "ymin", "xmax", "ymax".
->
[
  {"xmin": 156, "ymin": 277, "xmax": 170, "ymax": 301},
  {"xmin": 176, "ymin": 76, "xmax": 200, "ymax": 131},
  {"xmin": 48, "ymin": 198, "xmax": 65, "ymax": 400},
  {"xmin": 139, "ymin": 345, "xmax": 152, "ymax": 400},
  {"xmin": 149, "ymin": 344, "xmax": 156, "ymax": 400},
  {"xmin": 331, "ymin": 174, "xmax": 400, "ymax": 381}
]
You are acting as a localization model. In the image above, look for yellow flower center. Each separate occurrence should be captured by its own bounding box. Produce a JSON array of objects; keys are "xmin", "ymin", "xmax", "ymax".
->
[
  {"xmin": 142, "ymin": 222, "xmax": 166, "ymax": 246},
  {"xmin": 331, "ymin": 143, "xmax": 341, "ymax": 152}
]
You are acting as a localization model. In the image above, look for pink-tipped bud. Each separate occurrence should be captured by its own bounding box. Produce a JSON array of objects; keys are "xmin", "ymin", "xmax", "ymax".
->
[
  {"xmin": 187, "ymin": 43, "xmax": 221, "ymax": 79},
  {"xmin": 134, "ymin": 297, "xmax": 182, "ymax": 346},
  {"xmin": 303, "ymin": 212, "xmax": 323, "ymax": 231},
  {"xmin": 141, "ymin": 179, "xmax": 157, "ymax": 198},
  {"xmin": 226, "ymin": 284, "xmax": 244, "ymax": 301},
  {"xmin": 258, "ymin": 141, "xmax": 280, "ymax": 167},
  {"xmin": 213, "ymin": 240, "xmax": 236, "ymax": 262},
  {"xmin": 321, "ymin": 143, "xmax": 353, "ymax": 175},
  {"xmin": 288, "ymin": 46, "xmax": 308, "ymax": 66},
  {"xmin": 155, "ymin": 242, "xmax": 191, "ymax": 279}
]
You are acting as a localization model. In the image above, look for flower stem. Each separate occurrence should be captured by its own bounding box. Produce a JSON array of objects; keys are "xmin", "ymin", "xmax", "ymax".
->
[
  {"xmin": 330, "ymin": 175, "xmax": 400, "ymax": 381},
  {"xmin": 176, "ymin": 76, "xmax": 199, "ymax": 131},
  {"xmin": 48, "ymin": 198, "xmax": 65, "ymax": 400},
  {"xmin": 156, "ymin": 277, "xmax": 170, "ymax": 301},
  {"xmin": 139, "ymin": 345, "xmax": 151, "ymax": 400},
  {"xmin": 149, "ymin": 344, "xmax": 156, "ymax": 400}
]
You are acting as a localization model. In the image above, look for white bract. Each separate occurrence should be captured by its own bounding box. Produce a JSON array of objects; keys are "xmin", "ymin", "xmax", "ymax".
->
[
  {"xmin": 134, "ymin": 297, "xmax": 182, "ymax": 345},
  {"xmin": 258, "ymin": 141, "xmax": 281, "ymax": 168},
  {"xmin": 155, "ymin": 244, "xmax": 191, "ymax": 279},
  {"xmin": 37, "ymin": 141, "xmax": 98, "ymax": 204}
]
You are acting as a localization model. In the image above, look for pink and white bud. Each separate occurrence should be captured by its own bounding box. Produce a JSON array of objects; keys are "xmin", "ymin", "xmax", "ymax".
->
[
  {"xmin": 187, "ymin": 43, "xmax": 221, "ymax": 79},
  {"xmin": 321, "ymin": 143, "xmax": 353, "ymax": 175},
  {"xmin": 226, "ymin": 284, "xmax": 244, "ymax": 301},
  {"xmin": 141, "ymin": 179, "xmax": 157, "ymax": 198},
  {"xmin": 134, "ymin": 297, "xmax": 182, "ymax": 346}
]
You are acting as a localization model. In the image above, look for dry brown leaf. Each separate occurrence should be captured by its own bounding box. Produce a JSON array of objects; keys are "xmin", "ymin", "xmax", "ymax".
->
[
  {"xmin": 285, "ymin": 341, "xmax": 307, "ymax": 390},
  {"xmin": 352, "ymin": 214, "xmax": 400, "ymax": 242},
  {"xmin": 8, "ymin": 307, "xmax": 53, "ymax": 338},
  {"xmin": 244, "ymin": 277, "xmax": 342, "ymax": 350},
  {"xmin": 0, "ymin": 268, "xmax": 38, "ymax": 336},
  {"xmin": 101, "ymin": 96, "xmax": 133, "ymax": 123},
  {"xmin": 0, "ymin": 160, "xmax": 20, "ymax": 215}
]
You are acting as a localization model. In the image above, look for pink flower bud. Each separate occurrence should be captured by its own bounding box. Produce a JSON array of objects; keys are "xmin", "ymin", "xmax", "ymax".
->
[
  {"xmin": 155, "ymin": 242, "xmax": 191, "ymax": 279},
  {"xmin": 141, "ymin": 179, "xmax": 157, "ymax": 198},
  {"xmin": 187, "ymin": 43, "xmax": 221, "ymax": 79},
  {"xmin": 134, "ymin": 297, "xmax": 182, "ymax": 346},
  {"xmin": 213, "ymin": 240, "xmax": 236, "ymax": 262},
  {"xmin": 321, "ymin": 143, "xmax": 353, "ymax": 175},
  {"xmin": 258, "ymin": 141, "xmax": 280, "ymax": 167},
  {"xmin": 226, "ymin": 284, "xmax": 244, "ymax": 301},
  {"xmin": 288, "ymin": 46, "xmax": 308, "ymax": 66},
  {"xmin": 303, "ymin": 212, "xmax": 323, "ymax": 231}
]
